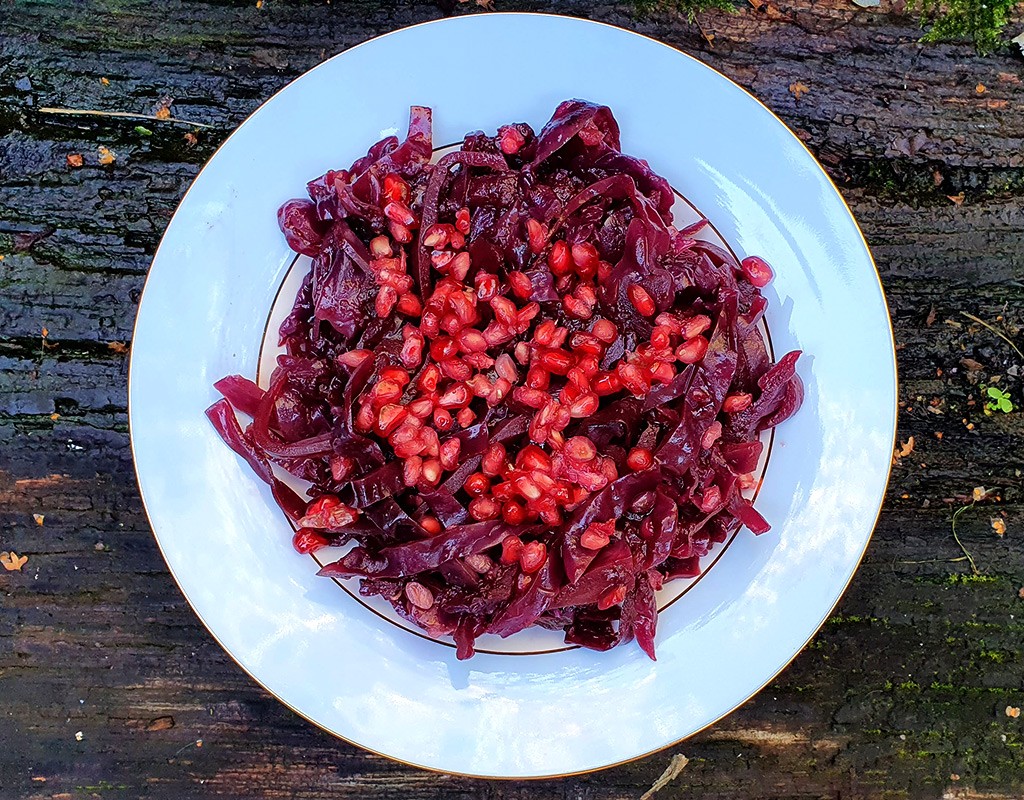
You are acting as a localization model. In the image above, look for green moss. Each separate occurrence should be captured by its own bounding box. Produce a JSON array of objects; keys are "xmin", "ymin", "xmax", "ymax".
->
[
  {"xmin": 633, "ymin": 0, "xmax": 739, "ymax": 20},
  {"xmin": 909, "ymin": 0, "xmax": 1017, "ymax": 54},
  {"xmin": 945, "ymin": 573, "xmax": 1001, "ymax": 586}
]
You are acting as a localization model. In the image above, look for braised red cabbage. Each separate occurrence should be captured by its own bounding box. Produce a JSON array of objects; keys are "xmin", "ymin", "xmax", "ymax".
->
[{"xmin": 208, "ymin": 102, "xmax": 803, "ymax": 659}]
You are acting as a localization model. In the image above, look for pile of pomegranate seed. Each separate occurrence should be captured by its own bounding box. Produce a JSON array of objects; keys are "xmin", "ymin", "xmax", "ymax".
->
[{"xmin": 210, "ymin": 101, "xmax": 803, "ymax": 660}]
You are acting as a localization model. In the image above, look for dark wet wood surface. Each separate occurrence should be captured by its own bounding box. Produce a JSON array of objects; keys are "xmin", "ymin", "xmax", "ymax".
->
[{"xmin": 2, "ymin": 1, "xmax": 1023, "ymax": 797}]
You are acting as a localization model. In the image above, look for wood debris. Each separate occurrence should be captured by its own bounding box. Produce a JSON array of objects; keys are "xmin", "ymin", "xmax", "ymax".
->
[
  {"xmin": 975, "ymin": 83, "xmax": 987, "ymax": 94},
  {"xmin": 153, "ymin": 95, "xmax": 174, "ymax": 120},
  {"xmin": 1006, "ymin": 706, "xmax": 1021, "ymax": 718},
  {"xmin": 1, "ymin": 551, "xmax": 28, "ymax": 571},
  {"xmin": 991, "ymin": 518, "xmax": 1006, "ymax": 536},
  {"xmin": 33, "ymin": 513, "xmax": 44, "ymax": 526},
  {"xmin": 146, "ymin": 715, "xmax": 175, "ymax": 731},
  {"xmin": 66, "ymin": 153, "xmax": 83, "ymax": 168},
  {"xmin": 98, "ymin": 145, "xmax": 116, "ymax": 165},
  {"xmin": 107, "ymin": 341, "xmax": 129, "ymax": 354},
  {"xmin": 789, "ymin": 81, "xmax": 810, "ymax": 100},
  {"xmin": 947, "ymin": 192, "xmax": 965, "ymax": 206}
]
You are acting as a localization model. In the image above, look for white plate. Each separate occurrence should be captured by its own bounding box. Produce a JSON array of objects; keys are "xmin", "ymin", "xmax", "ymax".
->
[{"xmin": 129, "ymin": 13, "xmax": 896, "ymax": 778}]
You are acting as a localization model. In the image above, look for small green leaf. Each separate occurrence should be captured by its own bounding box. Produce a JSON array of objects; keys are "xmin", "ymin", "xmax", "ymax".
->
[{"xmin": 134, "ymin": 125, "xmax": 153, "ymax": 136}]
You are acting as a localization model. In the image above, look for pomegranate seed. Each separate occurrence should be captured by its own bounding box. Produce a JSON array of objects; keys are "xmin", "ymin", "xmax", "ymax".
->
[
  {"xmin": 433, "ymin": 408, "xmax": 453, "ymax": 431},
  {"xmin": 563, "ymin": 295, "xmax": 593, "ymax": 320},
  {"xmin": 292, "ymin": 529, "xmax": 329, "ymax": 554},
  {"xmin": 374, "ymin": 286, "xmax": 397, "ymax": 317},
  {"xmin": 396, "ymin": 293, "xmax": 422, "ymax": 316},
  {"xmin": 376, "ymin": 404, "xmax": 408, "ymax": 436},
  {"xmin": 738, "ymin": 472, "xmax": 756, "ymax": 491},
  {"xmin": 525, "ymin": 366, "xmax": 550, "ymax": 390},
  {"xmin": 438, "ymin": 383, "xmax": 470, "ymax": 409},
  {"xmin": 463, "ymin": 353, "xmax": 495, "ymax": 370},
  {"xmin": 389, "ymin": 221, "xmax": 413, "ymax": 244},
  {"xmin": 627, "ymin": 284, "xmax": 656, "ymax": 317},
  {"xmin": 537, "ymin": 348, "xmax": 575, "ymax": 375},
  {"xmin": 299, "ymin": 495, "xmax": 359, "ymax": 529},
  {"xmin": 498, "ymin": 125, "xmax": 526, "ymax": 155},
  {"xmin": 465, "ymin": 553, "xmax": 493, "ymax": 573},
  {"xmin": 421, "ymin": 458, "xmax": 442, "ymax": 486},
  {"xmin": 490, "ymin": 296, "xmax": 518, "ymax": 327},
  {"xmin": 383, "ymin": 174, "xmax": 410, "ymax": 203},
  {"xmin": 561, "ymin": 381, "xmax": 582, "ymax": 405},
  {"xmin": 449, "ymin": 229, "xmax": 466, "ymax": 250},
  {"xmin": 440, "ymin": 312, "xmax": 462, "ymax": 336},
  {"xmin": 569, "ymin": 332, "xmax": 603, "ymax": 357},
  {"xmin": 525, "ymin": 218, "xmax": 547, "ymax": 254},
  {"xmin": 469, "ymin": 495, "xmax": 501, "ymax": 521},
  {"xmin": 468, "ymin": 374, "xmax": 493, "ymax": 398},
  {"xmin": 597, "ymin": 260, "xmax": 613, "ymax": 282},
  {"xmin": 384, "ymin": 200, "xmax": 416, "ymax": 226},
  {"xmin": 422, "ymin": 225, "xmax": 449, "ymax": 249},
  {"xmin": 456, "ymin": 407, "xmax": 476, "ymax": 427},
  {"xmin": 534, "ymin": 320, "xmax": 557, "ymax": 346},
  {"xmin": 482, "ymin": 322, "xmax": 512, "ymax": 347},
  {"xmin": 548, "ymin": 240, "xmax": 573, "ymax": 275},
  {"xmin": 420, "ymin": 311, "xmax": 440, "ymax": 338},
  {"xmin": 576, "ymin": 470, "xmax": 610, "ymax": 492},
  {"xmin": 494, "ymin": 353, "xmax": 518, "ymax": 383},
  {"xmin": 379, "ymin": 366, "xmax": 410, "ymax": 387},
  {"xmin": 405, "ymin": 581, "xmax": 434, "ymax": 610},
  {"xmin": 513, "ymin": 386, "xmax": 549, "ymax": 409},
  {"xmin": 681, "ymin": 314, "xmax": 712, "ymax": 339},
  {"xmin": 421, "ymin": 515, "xmax": 442, "ymax": 535},
  {"xmin": 337, "ymin": 349, "xmax": 373, "ymax": 368},
  {"xmin": 500, "ymin": 534, "xmax": 524, "ymax": 564},
  {"xmin": 649, "ymin": 361, "xmax": 675, "ymax": 384},
  {"xmin": 371, "ymin": 380, "xmax": 402, "ymax": 408},
  {"xmin": 549, "ymin": 326, "xmax": 568, "ymax": 348},
  {"xmin": 492, "ymin": 480, "xmax": 515, "ymax": 502},
  {"xmin": 564, "ymin": 436, "xmax": 597, "ymax": 463},
  {"xmin": 455, "ymin": 207, "xmax": 471, "ymax": 234},
  {"xmin": 456, "ymin": 329, "xmax": 488, "ymax": 354},
  {"xmin": 393, "ymin": 438, "xmax": 425, "ymax": 459},
  {"xmin": 571, "ymin": 242, "xmax": 600, "ymax": 274},
  {"xmin": 369, "ymin": 235, "xmax": 393, "ymax": 257},
  {"xmin": 580, "ymin": 521, "xmax": 614, "ymax": 550},
  {"xmin": 518, "ymin": 444, "xmax": 552, "ymax": 472},
  {"xmin": 403, "ymin": 455, "xmax": 423, "ymax": 486},
  {"xmin": 626, "ymin": 446, "xmax": 654, "ymax": 471},
  {"xmin": 429, "ymin": 336, "xmax": 457, "ymax": 361},
  {"xmin": 698, "ymin": 485, "xmax": 722, "ymax": 512},
  {"xmin": 330, "ymin": 455, "xmax": 354, "ymax": 482},
  {"xmin": 676, "ymin": 336, "xmax": 709, "ymax": 364},
  {"xmin": 439, "ymin": 358, "xmax": 472, "ymax": 381},
  {"xmin": 439, "ymin": 437, "xmax": 461, "ymax": 470},
  {"xmin": 450, "ymin": 252, "xmax": 471, "ymax": 281},
  {"xmin": 475, "ymin": 272, "xmax": 499, "ymax": 301},
  {"xmin": 464, "ymin": 472, "xmax": 490, "ymax": 496},
  {"xmin": 519, "ymin": 541, "xmax": 547, "ymax": 573},
  {"xmin": 569, "ymin": 393, "xmax": 599, "ymax": 417},
  {"xmin": 502, "ymin": 500, "xmax": 527, "ymax": 525},
  {"xmin": 650, "ymin": 326, "xmax": 672, "ymax": 350},
  {"xmin": 509, "ymin": 270, "xmax": 533, "ymax": 299},
  {"xmin": 723, "ymin": 392, "xmax": 753, "ymax": 413},
  {"xmin": 654, "ymin": 312, "xmax": 682, "ymax": 335},
  {"xmin": 514, "ymin": 342, "xmax": 531, "ymax": 365},
  {"xmin": 598, "ymin": 584, "xmax": 627, "ymax": 610},
  {"xmin": 408, "ymin": 397, "xmax": 434, "ymax": 419},
  {"xmin": 354, "ymin": 403, "xmax": 375, "ymax": 432},
  {"xmin": 488, "ymin": 377, "xmax": 512, "ymax": 406},
  {"xmin": 481, "ymin": 442, "xmax": 507, "ymax": 476},
  {"xmin": 514, "ymin": 475, "xmax": 542, "ymax": 501},
  {"xmin": 591, "ymin": 371, "xmax": 622, "ymax": 396},
  {"xmin": 617, "ymin": 362, "xmax": 650, "ymax": 396},
  {"xmin": 417, "ymin": 363, "xmax": 441, "ymax": 392},
  {"xmin": 400, "ymin": 330, "xmax": 425, "ymax": 368},
  {"xmin": 741, "ymin": 255, "xmax": 774, "ymax": 287},
  {"xmin": 540, "ymin": 507, "xmax": 562, "ymax": 526},
  {"xmin": 701, "ymin": 420, "xmax": 723, "ymax": 450}
]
